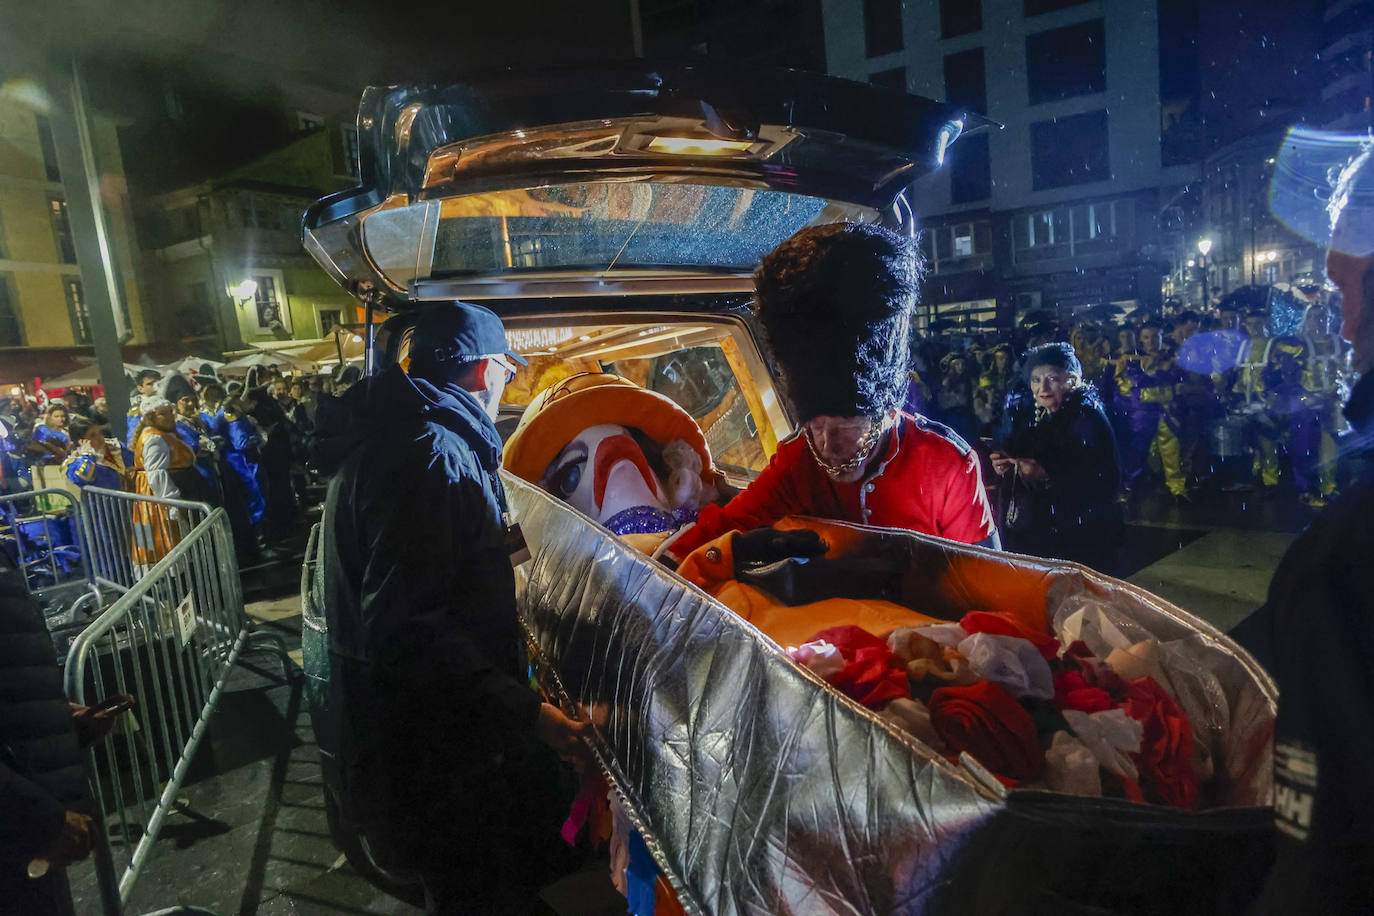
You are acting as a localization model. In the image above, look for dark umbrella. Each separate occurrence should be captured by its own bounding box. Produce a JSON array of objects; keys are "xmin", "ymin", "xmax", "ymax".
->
[
  {"xmin": 1019, "ymin": 309, "xmax": 1057, "ymax": 326},
  {"xmin": 1217, "ymin": 285, "xmax": 1270, "ymax": 314},
  {"xmin": 1080, "ymin": 304, "xmax": 1125, "ymax": 321}
]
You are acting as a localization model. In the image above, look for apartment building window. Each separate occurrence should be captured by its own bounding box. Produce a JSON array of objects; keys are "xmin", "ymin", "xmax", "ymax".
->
[
  {"xmin": 341, "ymin": 125, "xmax": 361, "ymax": 179},
  {"xmin": 239, "ymin": 196, "xmax": 289, "ymax": 231},
  {"xmin": 1070, "ymin": 199, "xmax": 1132, "ymax": 254},
  {"xmin": 319, "ymin": 308, "xmax": 343, "ymax": 336},
  {"xmin": 940, "ymin": 0, "xmax": 981, "ymax": 38},
  {"xmin": 49, "ymin": 197, "xmax": 77, "ymax": 264},
  {"xmin": 864, "ymin": 0, "xmax": 903, "ymax": 57},
  {"xmin": 1026, "ymin": 19, "xmax": 1106, "ymax": 105},
  {"xmin": 869, "ymin": 68, "xmax": 907, "ymax": 90},
  {"xmin": 1025, "ymin": 0, "xmax": 1092, "ymax": 16},
  {"xmin": 950, "ymin": 133, "xmax": 992, "ymax": 203},
  {"xmin": 0, "ymin": 274, "xmax": 21, "ymax": 347},
  {"xmin": 1013, "ymin": 199, "xmax": 1131, "ymax": 263},
  {"xmin": 1030, "ymin": 110, "xmax": 1111, "ymax": 190},
  {"xmin": 252, "ymin": 274, "xmax": 289, "ymax": 332},
  {"xmin": 65, "ymin": 278, "xmax": 90, "ymax": 344},
  {"xmin": 920, "ymin": 220, "xmax": 993, "ymax": 273},
  {"xmin": 35, "ymin": 115, "xmax": 62, "ymax": 183},
  {"xmin": 943, "ymin": 48, "xmax": 987, "ymax": 114}
]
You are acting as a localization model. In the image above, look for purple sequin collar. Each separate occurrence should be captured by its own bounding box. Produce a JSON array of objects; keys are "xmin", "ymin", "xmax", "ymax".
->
[{"xmin": 605, "ymin": 505, "xmax": 697, "ymax": 535}]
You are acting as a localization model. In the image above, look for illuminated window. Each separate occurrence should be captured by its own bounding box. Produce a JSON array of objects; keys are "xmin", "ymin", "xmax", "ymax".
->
[
  {"xmin": 65, "ymin": 278, "xmax": 90, "ymax": 344},
  {"xmin": 920, "ymin": 221, "xmax": 993, "ymax": 273},
  {"xmin": 49, "ymin": 197, "xmax": 76, "ymax": 264}
]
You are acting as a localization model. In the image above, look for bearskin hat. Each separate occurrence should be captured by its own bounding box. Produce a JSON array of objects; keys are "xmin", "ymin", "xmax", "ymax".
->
[{"xmin": 753, "ymin": 223, "xmax": 923, "ymax": 422}]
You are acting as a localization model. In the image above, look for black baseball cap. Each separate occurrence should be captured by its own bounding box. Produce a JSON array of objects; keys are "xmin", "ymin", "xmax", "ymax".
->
[{"xmin": 408, "ymin": 302, "xmax": 527, "ymax": 382}]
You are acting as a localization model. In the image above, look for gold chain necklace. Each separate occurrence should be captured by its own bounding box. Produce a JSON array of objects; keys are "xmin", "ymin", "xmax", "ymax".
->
[{"xmin": 804, "ymin": 417, "xmax": 886, "ymax": 478}]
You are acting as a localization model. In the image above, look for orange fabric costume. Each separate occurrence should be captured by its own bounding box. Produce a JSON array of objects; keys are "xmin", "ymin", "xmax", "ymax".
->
[
  {"xmin": 675, "ymin": 517, "xmax": 948, "ymax": 647},
  {"xmin": 131, "ymin": 426, "xmax": 197, "ymax": 570}
]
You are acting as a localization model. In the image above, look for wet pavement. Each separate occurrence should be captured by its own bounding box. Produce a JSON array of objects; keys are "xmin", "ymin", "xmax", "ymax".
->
[{"xmin": 58, "ymin": 484, "xmax": 1313, "ymax": 914}]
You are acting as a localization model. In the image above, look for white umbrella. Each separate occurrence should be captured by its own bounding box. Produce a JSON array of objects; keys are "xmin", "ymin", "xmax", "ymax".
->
[
  {"xmin": 159, "ymin": 356, "xmax": 227, "ymax": 376},
  {"xmin": 42, "ymin": 362, "xmax": 152, "ymax": 389},
  {"xmin": 218, "ymin": 349, "xmax": 317, "ymax": 377}
]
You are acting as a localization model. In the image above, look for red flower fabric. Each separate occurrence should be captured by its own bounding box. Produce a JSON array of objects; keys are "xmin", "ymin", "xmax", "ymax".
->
[
  {"xmin": 960, "ymin": 611, "xmax": 1060, "ymax": 661},
  {"xmin": 805, "ymin": 626, "xmax": 910, "ymax": 709},
  {"xmin": 1117, "ymin": 676, "xmax": 1199, "ymax": 810},
  {"xmin": 1061, "ymin": 641, "xmax": 1128, "ymax": 695},
  {"xmin": 929, "ymin": 680, "xmax": 1043, "ymax": 782},
  {"xmin": 1052, "ymin": 670, "xmax": 1116, "ymax": 713}
]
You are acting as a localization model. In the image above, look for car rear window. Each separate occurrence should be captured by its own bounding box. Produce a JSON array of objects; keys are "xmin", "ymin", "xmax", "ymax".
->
[
  {"xmin": 363, "ymin": 182, "xmax": 868, "ymax": 289},
  {"xmin": 484, "ymin": 321, "xmax": 785, "ymax": 480}
]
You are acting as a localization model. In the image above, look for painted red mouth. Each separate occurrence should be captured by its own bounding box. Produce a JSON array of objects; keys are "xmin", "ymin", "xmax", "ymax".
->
[{"xmin": 593, "ymin": 434, "xmax": 657, "ymax": 510}]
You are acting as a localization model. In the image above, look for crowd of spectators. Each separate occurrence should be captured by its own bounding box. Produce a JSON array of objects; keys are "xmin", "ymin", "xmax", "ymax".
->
[
  {"xmin": 908, "ymin": 294, "xmax": 1352, "ymax": 514},
  {"xmin": 0, "ymin": 363, "xmax": 363, "ymax": 566}
]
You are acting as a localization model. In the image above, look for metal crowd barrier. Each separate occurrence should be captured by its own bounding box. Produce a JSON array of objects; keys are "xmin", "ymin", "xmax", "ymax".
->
[
  {"xmin": 63, "ymin": 506, "xmax": 291, "ymax": 915},
  {"xmin": 77, "ymin": 486, "xmax": 212, "ymax": 591},
  {"xmin": 0, "ymin": 487, "xmax": 91, "ymax": 591}
]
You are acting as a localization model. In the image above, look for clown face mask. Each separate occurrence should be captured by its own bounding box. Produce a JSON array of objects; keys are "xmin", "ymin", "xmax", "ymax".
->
[{"xmin": 543, "ymin": 423, "xmax": 684, "ymax": 532}]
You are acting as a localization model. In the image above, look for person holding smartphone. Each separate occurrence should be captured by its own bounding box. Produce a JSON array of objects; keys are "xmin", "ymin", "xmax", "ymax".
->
[{"xmin": 0, "ymin": 551, "xmax": 132, "ymax": 915}]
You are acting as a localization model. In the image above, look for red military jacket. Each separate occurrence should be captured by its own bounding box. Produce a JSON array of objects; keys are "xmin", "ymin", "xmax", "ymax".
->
[{"xmin": 664, "ymin": 412, "xmax": 997, "ymax": 561}]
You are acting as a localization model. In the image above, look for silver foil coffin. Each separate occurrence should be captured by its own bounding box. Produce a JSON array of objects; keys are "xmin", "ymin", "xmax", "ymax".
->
[{"xmin": 506, "ymin": 474, "xmax": 1277, "ymax": 916}]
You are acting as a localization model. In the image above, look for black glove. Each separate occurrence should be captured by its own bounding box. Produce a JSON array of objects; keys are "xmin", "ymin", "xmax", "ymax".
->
[{"xmin": 732, "ymin": 527, "xmax": 828, "ymax": 567}]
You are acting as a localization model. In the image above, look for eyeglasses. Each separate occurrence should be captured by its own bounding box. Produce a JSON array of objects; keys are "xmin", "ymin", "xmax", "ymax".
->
[{"xmin": 489, "ymin": 355, "xmax": 519, "ymax": 384}]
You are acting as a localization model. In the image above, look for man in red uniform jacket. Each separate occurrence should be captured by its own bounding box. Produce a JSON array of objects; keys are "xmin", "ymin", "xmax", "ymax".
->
[{"xmin": 661, "ymin": 223, "xmax": 998, "ymax": 564}]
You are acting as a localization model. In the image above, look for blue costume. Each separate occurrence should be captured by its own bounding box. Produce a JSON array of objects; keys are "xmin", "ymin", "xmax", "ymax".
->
[
  {"xmin": 174, "ymin": 417, "xmax": 217, "ymax": 487},
  {"xmin": 219, "ymin": 408, "xmax": 265, "ymax": 525},
  {"xmin": 29, "ymin": 423, "xmax": 71, "ymax": 463},
  {"xmin": 0, "ymin": 419, "xmax": 25, "ymax": 493},
  {"xmin": 126, "ymin": 404, "xmax": 142, "ymax": 443},
  {"xmin": 62, "ymin": 448, "xmax": 124, "ymax": 491}
]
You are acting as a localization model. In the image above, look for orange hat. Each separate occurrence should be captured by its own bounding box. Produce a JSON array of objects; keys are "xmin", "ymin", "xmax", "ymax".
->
[{"xmin": 502, "ymin": 372, "xmax": 714, "ymax": 484}]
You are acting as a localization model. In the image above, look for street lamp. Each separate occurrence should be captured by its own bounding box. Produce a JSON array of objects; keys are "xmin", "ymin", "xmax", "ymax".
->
[
  {"xmin": 230, "ymin": 279, "xmax": 258, "ymax": 302},
  {"xmin": 1196, "ymin": 238, "xmax": 1213, "ymax": 307}
]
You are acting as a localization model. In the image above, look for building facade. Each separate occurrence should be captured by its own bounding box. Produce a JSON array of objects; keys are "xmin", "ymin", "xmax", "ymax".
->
[
  {"xmin": 822, "ymin": 0, "xmax": 1202, "ymax": 325},
  {"xmin": 1195, "ymin": 131, "xmax": 1327, "ymax": 305},
  {"xmin": 138, "ymin": 125, "xmax": 359, "ymax": 352},
  {"xmin": 1319, "ymin": 0, "xmax": 1374, "ymax": 132},
  {"xmin": 0, "ymin": 95, "xmax": 148, "ymax": 351}
]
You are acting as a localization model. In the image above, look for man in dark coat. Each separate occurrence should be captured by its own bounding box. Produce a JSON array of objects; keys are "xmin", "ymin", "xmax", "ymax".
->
[
  {"xmin": 0, "ymin": 552, "xmax": 93, "ymax": 915},
  {"xmin": 319, "ymin": 302, "xmax": 588, "ymax": 914},
  {"xmin": 1231, "ymin": 142, "xmax": 1374, "ymax": 913}
]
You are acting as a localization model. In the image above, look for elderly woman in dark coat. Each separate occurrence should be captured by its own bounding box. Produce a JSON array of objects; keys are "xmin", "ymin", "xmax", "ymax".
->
[{"xmin": 990, "ymin": 342, "xmax": 1123, "ymax": 573}]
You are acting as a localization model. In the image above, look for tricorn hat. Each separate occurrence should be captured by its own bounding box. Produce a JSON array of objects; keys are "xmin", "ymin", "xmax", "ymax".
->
[{"xmin": 753, "ymin": 223, "xmax": 920, "ymax": 422}]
